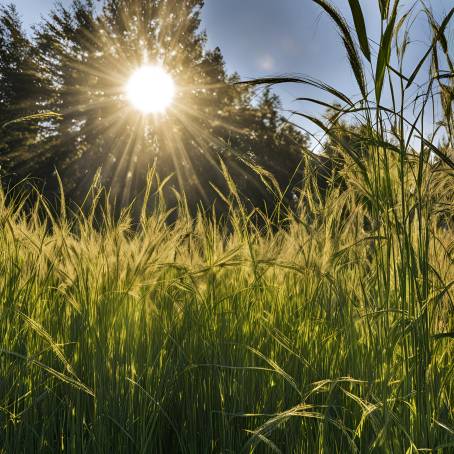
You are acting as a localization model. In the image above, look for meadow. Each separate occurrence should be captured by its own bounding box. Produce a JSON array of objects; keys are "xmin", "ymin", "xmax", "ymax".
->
[
  {"xmin": 1, "ymin": 0, "xmax": 454, "ymax": 452},
  {"xmin": 0, "ymin": 149, "xmax": 453, "ymax": 453}
]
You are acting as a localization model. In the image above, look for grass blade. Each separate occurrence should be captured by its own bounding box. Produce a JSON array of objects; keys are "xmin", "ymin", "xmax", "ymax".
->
[
  {"xmin": 348, "ymin": 0, "xmax": 371, "ymax": 61},
  {"xmin": 406, "ymin": 7, "xmax": 454, "ymax": 88},
  {"xmin": 375, "ymin": 2, "xmax": 398, "ymax": 104}
]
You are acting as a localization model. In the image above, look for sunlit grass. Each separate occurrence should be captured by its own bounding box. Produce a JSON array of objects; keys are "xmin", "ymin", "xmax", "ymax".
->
[
  {"xmin": 1, "ymin": 0, "xmax": 454, "ymax": 452},
  {"xmin": 0, "ymin": 153, "xmax": 452, "ymax": 452}
]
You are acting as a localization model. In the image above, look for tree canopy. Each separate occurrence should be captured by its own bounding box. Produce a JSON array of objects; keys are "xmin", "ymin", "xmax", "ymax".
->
[{"xmin": 0, "ymin": 0, "xmax": 310, "ymax": 216}]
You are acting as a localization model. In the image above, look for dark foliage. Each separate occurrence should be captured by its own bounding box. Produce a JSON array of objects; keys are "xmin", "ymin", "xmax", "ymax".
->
[{"xmin": 0, "ymin": 0, "xmax": 310, "ymax": 217}]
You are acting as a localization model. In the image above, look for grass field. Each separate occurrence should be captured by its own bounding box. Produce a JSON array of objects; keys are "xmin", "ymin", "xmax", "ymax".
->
[
  {"xmin": 0, "ymin": 151, "xmax": 453, "ymax": 453},
  {"xmin": 1, "ymin": 0, "xmax": 454, "ymax": 452}
]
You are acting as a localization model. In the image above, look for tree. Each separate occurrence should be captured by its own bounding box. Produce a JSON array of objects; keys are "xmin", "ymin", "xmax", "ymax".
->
[
  {"xmin": 2, "ymin": 0, "xmax": 310, "ymax": 216},
  {"xmin": 0, "ymin": 4, "xmax": 44, "ymax": 179}
]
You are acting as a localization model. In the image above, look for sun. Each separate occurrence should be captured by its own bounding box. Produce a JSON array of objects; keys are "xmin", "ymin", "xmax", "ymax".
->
[{"xmin": 126, "ymin": 65, "xmax": 175, "ymax": 114}]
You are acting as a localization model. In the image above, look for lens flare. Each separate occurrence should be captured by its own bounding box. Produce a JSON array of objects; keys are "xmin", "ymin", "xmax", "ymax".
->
[{"xmin": 126, "ymin": 65, "xmax": 175, "ymax": 114}]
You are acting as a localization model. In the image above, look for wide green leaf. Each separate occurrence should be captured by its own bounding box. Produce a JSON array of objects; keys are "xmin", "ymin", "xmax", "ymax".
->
[
  {"xmin": 375, "ymin": 3, "xmax": 398, "ymax": 104},
  {"xmin": 348, "ymin": 0, "xmax": 371, "ymax": 61}
]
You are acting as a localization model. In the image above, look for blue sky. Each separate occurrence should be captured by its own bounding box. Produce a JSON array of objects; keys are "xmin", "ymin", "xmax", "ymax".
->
[{"xmin": 6, "ymin": 0, "xmax": 454, "ymax": 142}]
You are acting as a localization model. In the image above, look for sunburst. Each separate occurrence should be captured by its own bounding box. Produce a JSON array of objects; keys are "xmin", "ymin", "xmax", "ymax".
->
[{"xmin": 126, "ymin": 65, "xmax": 175, "ymax": 114}]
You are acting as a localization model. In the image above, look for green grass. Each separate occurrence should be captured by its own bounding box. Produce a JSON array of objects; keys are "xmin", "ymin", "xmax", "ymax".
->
[
  {"xmin": 0, "ymin": 156, "xmax": 452, "ymax": 452},
  {"xmin": 1, "ymin": 0, "xmax": 454, "ymax": 452}
]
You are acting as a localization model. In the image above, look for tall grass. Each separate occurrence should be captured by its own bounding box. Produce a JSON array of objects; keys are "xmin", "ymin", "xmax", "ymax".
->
[{"xmin": 1, "ymin": 0, "xmax": 454, "ymax": 452}]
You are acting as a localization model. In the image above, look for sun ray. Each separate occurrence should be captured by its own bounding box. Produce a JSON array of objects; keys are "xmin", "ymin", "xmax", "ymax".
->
[{"xmin": 126, "ymin": 65, "xmax": 175, "ymax": 114}]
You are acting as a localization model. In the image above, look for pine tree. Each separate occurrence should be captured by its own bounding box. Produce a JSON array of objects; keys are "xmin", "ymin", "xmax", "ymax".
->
[
  {"xmin": 0, "ymin": 4, "xmax": 43, "ymax": 179},
  {"xmin": 6, "ymin": 0, "xmax": 309, "ymax": 214}
]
